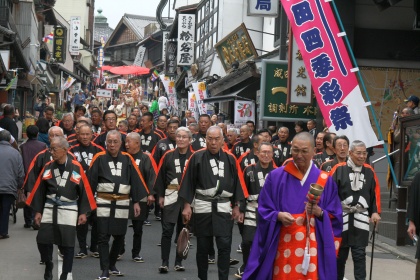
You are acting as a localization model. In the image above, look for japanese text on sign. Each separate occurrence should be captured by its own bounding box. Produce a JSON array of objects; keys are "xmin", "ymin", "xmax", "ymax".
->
[{"xmin": 177, "ymin": 14, "xmax": 195, "ymax": 66}]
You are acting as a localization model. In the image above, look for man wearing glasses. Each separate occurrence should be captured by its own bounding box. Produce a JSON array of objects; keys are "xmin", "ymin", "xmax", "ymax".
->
[
  {"xmin": 330, "ymin": 140, "xmax": 381, "ymax": 280},
  {"xmin": 179, "ymin": 126, "xmax": 246, "ymax": 280},
  {"xmin": 243, "ymin": 132, "xmax": 343, "ymax": 279},
  {"xmin": 27, "ymin": 137, "xmax": 96, "ymax": 280},
  {"xmin": 93, "ymin": 110, "xmax": 127, "ymax": 151}
]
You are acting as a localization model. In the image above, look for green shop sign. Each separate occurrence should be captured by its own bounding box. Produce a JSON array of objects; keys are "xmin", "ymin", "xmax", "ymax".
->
[{"xmin": 260, "ymin": 60, "xmax": 316, "ymax": 121}]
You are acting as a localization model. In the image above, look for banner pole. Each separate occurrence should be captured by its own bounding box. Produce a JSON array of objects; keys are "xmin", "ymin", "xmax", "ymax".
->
[{"xmin": 330, "ymin": 0, "xmax": 398, "ymax": 187}]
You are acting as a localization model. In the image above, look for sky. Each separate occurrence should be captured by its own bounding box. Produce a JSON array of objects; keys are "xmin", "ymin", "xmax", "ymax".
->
[{"xmin": 95, "ymin": 0, "xmax": 175, "ymax": 29}]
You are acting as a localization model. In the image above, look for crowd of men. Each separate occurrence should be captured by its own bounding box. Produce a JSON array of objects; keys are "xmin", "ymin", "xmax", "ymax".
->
[{"xmin": 0, "ymin": 96, "xmax": 419, "ymax": 280}]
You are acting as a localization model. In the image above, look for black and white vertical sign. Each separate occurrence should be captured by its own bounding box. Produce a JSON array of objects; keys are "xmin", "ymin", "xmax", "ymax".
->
[
  {"xmin": 177, "ymin": 14, "xmax": 195, "ymax": 66},
  {"xmin": 70, "ymin": 16, "xmax": 81, "ymax": 55},
  {"xmin": 165, "ymin": 41, "xmax": 177, "ymax": 76},
  {"xmin": 162, "ymin": 31, "xmax": 169, "ymax": 62}
]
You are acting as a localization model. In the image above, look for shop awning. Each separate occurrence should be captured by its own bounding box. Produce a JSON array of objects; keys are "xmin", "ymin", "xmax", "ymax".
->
[{"xmin": 203, "ymin": 85, "xmax": 253, "ymax": 103}]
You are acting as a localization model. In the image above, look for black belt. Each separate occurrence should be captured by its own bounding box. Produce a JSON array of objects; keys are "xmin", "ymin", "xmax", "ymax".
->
[{"xmin": 195, "ymin": 193, "xmax": 230, "ymax": 203}]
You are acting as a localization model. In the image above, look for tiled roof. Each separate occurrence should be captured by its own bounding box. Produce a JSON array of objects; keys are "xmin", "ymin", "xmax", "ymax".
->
[{"xmin": 123, "ymin": 14, "xmax": 172, "ymax": 40}]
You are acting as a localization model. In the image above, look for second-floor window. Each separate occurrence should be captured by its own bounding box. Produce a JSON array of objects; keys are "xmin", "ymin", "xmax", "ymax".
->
[{"xmin": 195, "ymin": 0, "xmax": 219, "ymax": 60}]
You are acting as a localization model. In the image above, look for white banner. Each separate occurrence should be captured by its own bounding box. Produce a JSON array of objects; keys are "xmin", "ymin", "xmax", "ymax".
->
[
  {"xmin": 191, "ymin": 82, "xmax": 208, "ymax": 115},
  {"xmin": 160, "ymin": 74, "xmax": 178, "ymax": 115},
  {"xmin": 117, "ymin": 79, "xmax": 127, "ymax": 85},
  {"xmin": 247, "ymin": 0, "xmax": 278, "ymax": 17},
  {"xmin": 96, "ymin": 89, "xmax": 112, "ymax": 98},
  {"xmin": 234, "ymin": 100, "xmax": 255, "ymax": 128},
  {"xmin": 133, "ymin": 46, "xmax": 146, "ymax": 66},
  {"xmin": 177, "ymin": 14, "xmax": 195, "ymax": 66},
  {"xmin": 69, "ymin": 16, "xmax": 81, "ymax": 55},
  {"xmin": 60, "ymin": 76, "xmax": 76, "ymax": 91},
  {"xmin": 106, "ymin": 83, "xmax": 118, "ymax": 89},
  {"xmin": 188, "ymin": 91, "xmax": 199, "ymax": 121}
]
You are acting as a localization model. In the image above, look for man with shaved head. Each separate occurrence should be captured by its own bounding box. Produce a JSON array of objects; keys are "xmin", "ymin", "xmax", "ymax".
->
[
  {"xmin": 179, "ymin": 126, "xmax": 246, "ymax": 280},
  {"xmin": 231, "ymin": 125, "xmax": 253, "ymax": 159},
  {"xmin": 273, "ymin": 126, "xmax": 292, "ymax": 159},
  {"xmin": 244, "ymin": 132, "xmax": 343, "ymax": 279}
]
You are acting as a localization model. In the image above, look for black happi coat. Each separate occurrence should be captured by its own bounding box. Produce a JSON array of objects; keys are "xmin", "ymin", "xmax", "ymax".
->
[
  {"xmin": 179, "ymin": 149, "xmax": 246, "ymax": 236},
  {"xmin": 232, "ymin": 141, "xmax": 253, "ymax": 159},
  {"xmin": 26, "ymin": 160, "xmax": 96, "ymax": 247},
  {"xmin": 87, "ymin": 151, "xmax": 149, "ymax": 235},
  {"xmin": 242, "ymin": 162, "xmax": 276, "ymax": 242},
  {"xmin": 191, "ymin": 133, "xmax": 206, "ymax": 151},
  {"xmin": 152, "ymin": 137, "xmax": 176, "ymax": 166},
  {"xmin": 154, "ymin": 147, "xmax": 193, "ymax": 223},
  {"xmin": 69, "ymin": 141, "xmax": 105, "ymax": 172},
  {"xmin": 130, "ymin": 150, "xmax": 157, "ymax": 221},
  {"xmin": 24, "ymin": 149, "xmax": 75, "ymax": 192},
  {"xmin": 331, "ymin": 162, "xmax": 381, "ymax": 247},
  {"xmin": 139, "ymin": 129, "xmax": 162, "ymax": 153}
]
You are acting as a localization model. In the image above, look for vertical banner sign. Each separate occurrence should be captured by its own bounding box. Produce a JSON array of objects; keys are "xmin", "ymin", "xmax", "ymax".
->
[
  {"xmin": 177, "ymin": 14, "xmax": 195, "ymax": 66},
  {"xmin": 191, "ymin": 82, "xmax": 208, "ymax": 115},
  {"xmin": 162, "ymin": 31, "xmax": 169, "ymax": 62},
  {"xmin": 53, "ymin": 26, "xmax": 66, "ymax": 63},
  {"xmin": 69, "ymin": 16, "xmax": 81, "ymax": 55},
  {"xmin": 280, "ymin": 0, "xmax": 379, "ymax": 147},
  {"xmin": 247, "ymin": 0, "xmax": 279, "ymax": 17},
  {"xmin": 165, "ymin": 41, "xmax": 177, "ymax": 76},
  {"xmin": 160, "ymin": 75, "xmax": 179, "ymax": 114},
  {"xmin": 188, "ymin": 91, "xmax": 199, "ymax": 121},
  {"xmin": 61, "ymin": 76, "xmax": 76, "ymax": 91},
  {"xmin": 234, "ymin": 100, "xmax": 255, "ymax": 128}
]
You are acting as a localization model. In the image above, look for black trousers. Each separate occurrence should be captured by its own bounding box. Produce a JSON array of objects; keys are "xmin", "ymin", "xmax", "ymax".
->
[
  {"xmin": 38, "ymin": 243, "xmax": 74, "ymax": 274},
  {"xmin": 337, "ymin": 245, "xmax": 367, "ymax": 280},
  {"xmin": 131, "ymin": 219, "xmax": 144, "ymax": 257},
  {"xmin": 76, "ymin": 212, "xmax": 97, "ymax": 252},
  {"xmin": 241, "ymin": 225, "xmax": 256, "ymax": 269},
  {"xmin": 161, "ymin": 210, "xmax": 183, "ymax": 264},
  {"xmin": 196, "ymin": 235, "xmax": 232, "ymax": 280},
  {"xmin": 97, "ymin": 233, "xmax": 124, "ymax": 271}
]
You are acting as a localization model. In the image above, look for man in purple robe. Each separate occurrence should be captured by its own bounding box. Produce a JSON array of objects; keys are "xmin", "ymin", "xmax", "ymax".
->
[{"xmin": 243, "ymin": 132, "xmax": 343, "ymax": 280}]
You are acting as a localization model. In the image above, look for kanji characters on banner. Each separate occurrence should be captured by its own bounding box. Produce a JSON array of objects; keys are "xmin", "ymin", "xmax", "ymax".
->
[
  {"xmin": 160, "ymin": 75, "xmax": 179, "ymax": 115},
  {"xmin": 280, "ymin": 0, "xmax": 379, "ymax": 147},
  {"xmin": 188, "ymin": 91, "xmax": 200, "ymax": 121},
  {"xmin": 191, "ymin": 82, "xmax": 208, "ymax": 115}
]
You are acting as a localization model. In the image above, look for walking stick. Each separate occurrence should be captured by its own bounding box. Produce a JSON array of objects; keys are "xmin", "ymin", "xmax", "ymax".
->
[{"xmin": 369, "ymin": 221, "xmax": 377, "ymax": 280}]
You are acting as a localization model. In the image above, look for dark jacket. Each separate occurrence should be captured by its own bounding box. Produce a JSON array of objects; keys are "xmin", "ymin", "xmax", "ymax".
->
[
  {"xmin": 19, "ymin": 139, "xmax": 48, "ymax": 174},
  {"xmin": 0, "ymin": 141, "xmax": 24, "ymax": 198}
]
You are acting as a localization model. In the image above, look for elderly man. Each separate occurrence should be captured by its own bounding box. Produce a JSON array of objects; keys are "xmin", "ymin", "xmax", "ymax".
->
[
  {"xmin": 188, "ymin": 122, "xmax": 198, "ymax": 134},
  {"xmin": 226, "ymin": 128, "xmax": 239, "ymax": 150},
  {"xmin": 273, "ymin": 126, "xmax": 292, "ymax": 159},
  {"xmin": 179, "ymin": 126, "xmax": 246, "ymax": 280},
  {"xmin": 26, "ymin": 137, "xmax": 96, "ymax": 280},
  {"xmin": 60, "ymin": 113, "xmax": 76, "ymax": 139},
  {"xmin": 0, "ymin": 130, "xmax": 24, "ymax": 239},
  {"xmin": 232, "ymin": 125, "xmax": 253, "ymax": 159},
  {"xmin": 122, "ymin": 132, "xmax": 157, "ymax": 262},
  {"xmin": 88, "ymin": 130, "xmax": 149, "ymax": 279},
  {"xmin": 330, "ymin": 140, "xmax": 381, "ymax": 280},
  {"xmin": 69, "ymin": 124, "xmax": 105, "ymax": 258},
  {"xmin": 237, "ymin": 135, "xmax": 263, "ymax": 171},
  {"xmin": 155, "ymin": 115, "xmax": 168, "ymax": 138},
  {"xmin": 315, "ymin": 131, "xmax": 326, "ymax": 153},
  {"xmin": 236, "ymin": 142, "xmax": 276, "ymax": 278},
  {"xmin": 24, "ymin": 127, "xmax": 71, "ymax": 194},
  {"xmin": 0, "ymin": 104, "xmax": 18, "ymax": 140},
  {"xmin": 181, "ymin": 110, "xmax": 192, "ymax": 127},
  {"xmin": 154, "ymin": 127, "xmax": 194, "ymax": 273},
  {"xmin": 243, "ymin": 132, "xmax": 343, "ymax": 280}
]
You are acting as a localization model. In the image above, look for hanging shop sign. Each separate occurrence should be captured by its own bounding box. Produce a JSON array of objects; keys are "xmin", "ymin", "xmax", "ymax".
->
[
  {"xmin": 177, "ymin": 14, "xmax": 195, "ymax": 66},
  {"xmin": 214, "ymin": 23, "xmax": 258, "ymax": 72},
  {"xmin": 69, "ymin": 16, "xmax": 81, "ymax": 55},
  {"xmin": 248, "ymin": 0, "xmax": 279, "ymax": 17},
  {"xmin": 260, "ymin": 60, "xmax": 316, "ymax": 121},
  {"xmin": 53, "ymin": 26, "xmax": 67, "ymax": 63}
]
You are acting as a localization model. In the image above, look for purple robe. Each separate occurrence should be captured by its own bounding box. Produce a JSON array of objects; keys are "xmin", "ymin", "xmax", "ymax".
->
[{"xmin": 242, "ymin": 162, "xmax": 343, "ymax": 280}]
